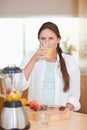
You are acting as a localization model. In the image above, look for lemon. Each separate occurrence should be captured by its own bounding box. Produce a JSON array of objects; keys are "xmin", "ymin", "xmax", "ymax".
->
[
  {"xmin": 6, "ymin": 95, "xmax": 12, "ymax": 102},
  {"xmin": 11, "ymin": 92, "xmax": 21, "ymax": 101},
  {"xmin": 6, "ymin": 92, "xmax": 21, "ymax": 102}
]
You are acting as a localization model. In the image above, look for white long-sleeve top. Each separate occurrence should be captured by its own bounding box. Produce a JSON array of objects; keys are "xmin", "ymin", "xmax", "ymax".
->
[{"xmin": 20, "ymin": 51, "xmax": 81, "ymax": 111}]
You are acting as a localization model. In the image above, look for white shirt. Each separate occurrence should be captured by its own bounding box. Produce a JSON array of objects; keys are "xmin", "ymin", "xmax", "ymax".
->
[{"xmin": 20, "ymin": 51, "xmax": 81, "ymax": 111}]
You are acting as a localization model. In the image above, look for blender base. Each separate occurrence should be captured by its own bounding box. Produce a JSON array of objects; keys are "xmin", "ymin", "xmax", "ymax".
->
[
  {"xmin": 0, "ymin": 101, "xmax": 31, "ymax": 130},
  {"xmin": 0, "ymin": 121, "xmax": 31, "ymax": 130}
]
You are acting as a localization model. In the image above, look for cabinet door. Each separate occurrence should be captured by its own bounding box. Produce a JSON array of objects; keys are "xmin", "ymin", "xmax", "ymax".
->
[
  {"xmin": 0, "ymin": 79, "xmax": 4, "ymax": 113},
  {"xmin": 79, "ymin": 76, "xmax": 87, "ymax": 114}
]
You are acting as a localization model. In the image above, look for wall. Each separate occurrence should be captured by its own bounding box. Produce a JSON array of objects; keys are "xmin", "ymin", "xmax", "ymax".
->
[{"xmin": 0, "ymin": 0, "xmax": 78, "ymax": 16}]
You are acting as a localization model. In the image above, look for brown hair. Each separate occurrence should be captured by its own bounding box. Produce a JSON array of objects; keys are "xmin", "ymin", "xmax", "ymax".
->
[{"xmin": 38, "ymin": 22, "xmax": 70, "ymax": 92}]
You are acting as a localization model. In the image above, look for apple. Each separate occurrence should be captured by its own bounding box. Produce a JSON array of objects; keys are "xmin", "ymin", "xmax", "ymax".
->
[
  {"xmin": 33, "ymin": 103, "xmax": 38, "ymax": 111},
  {"xmin": 29, "ymin": 100, "xmax": 43, "ymax": 111},
  {"xmin": 29, "ymin": 100, "xmax": 37, "ymax": 109},
  {"xmin": 13, "ymin": 90, "xmax": 16, "ymax": 93},
  {"xmin": 6, "ymin": 89, "xmax": 11, "ymax": 95},
  {"xmin": 41, "ymin": 105, "xmax": 47, "ymax": 110},
  {"xmin": 37, "ymin": 104, "xmax": 42, "ymax": 111},
  {"xmin": 33, "ymin": 103, "xmax": 42, "ymax": 111}
]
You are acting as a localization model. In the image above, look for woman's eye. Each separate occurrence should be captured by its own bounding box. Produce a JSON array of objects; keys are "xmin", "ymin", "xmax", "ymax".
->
[
  {"xmin": 40, "ymin": 37, "xmax": 45, "ymax": 40},
  {"xmin": 49, "ymin": 37, "xmax": 54, "ymax": 40}
]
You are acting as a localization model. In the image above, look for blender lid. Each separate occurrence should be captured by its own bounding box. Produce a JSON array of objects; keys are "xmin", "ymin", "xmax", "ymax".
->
[{"xmin": 2, "ymin": 66, "xmax": 22, "ymax": 74}]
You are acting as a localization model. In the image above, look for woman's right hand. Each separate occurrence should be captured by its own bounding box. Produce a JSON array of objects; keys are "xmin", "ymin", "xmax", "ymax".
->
[
  {"xmin": 32, "ymin": 48, "xmax": 48, "ymax": 62},
  {"xmin": 24, "ymin": 48, "xmax": 48, "ymax": 80}
]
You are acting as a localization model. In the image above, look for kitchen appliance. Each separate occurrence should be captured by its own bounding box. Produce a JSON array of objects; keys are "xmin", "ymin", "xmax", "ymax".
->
[{"xmin": 0, "ymin": 66, "xmax": 30, "ymax": 130}]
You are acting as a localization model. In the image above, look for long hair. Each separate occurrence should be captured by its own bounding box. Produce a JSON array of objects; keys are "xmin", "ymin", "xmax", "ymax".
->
[{"xmin": 38, "ymin": 22, "xmax": 70, "ymax": 92}]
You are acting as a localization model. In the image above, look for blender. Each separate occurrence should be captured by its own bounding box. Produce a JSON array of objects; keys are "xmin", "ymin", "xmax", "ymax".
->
[{"xmin": 0, "ymin": 66, "xmax": 30, "ymax": 130}]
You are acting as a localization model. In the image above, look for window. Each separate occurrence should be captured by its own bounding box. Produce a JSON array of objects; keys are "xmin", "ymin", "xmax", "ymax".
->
[
  {"xmin": 0, "ymin": 18, "xmax": 23, "ymax": 68},
  {"xmin": 0, "ymin": 16, "xmax": 79, "ymax": 68}
]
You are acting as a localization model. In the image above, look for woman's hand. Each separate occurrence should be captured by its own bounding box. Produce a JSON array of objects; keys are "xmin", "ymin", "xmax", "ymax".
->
[
  {"xmin": 32, "ymin": 48, "xmax": 48, "ymax": 62},
  {"xmin": 66, "ymin": 103, "xmax": 74, "ymax": 111}
]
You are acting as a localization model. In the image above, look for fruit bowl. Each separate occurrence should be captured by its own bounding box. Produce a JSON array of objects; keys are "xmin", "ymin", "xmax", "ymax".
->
[{"xmin": 26, "ymin": 102, "xmax": 70, "ymax": 123}]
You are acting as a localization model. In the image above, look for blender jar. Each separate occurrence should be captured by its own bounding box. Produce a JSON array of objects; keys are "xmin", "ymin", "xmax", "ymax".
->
[{"xmin": 0, "ymin": 66, "xmax": 23, "ymax": 102}]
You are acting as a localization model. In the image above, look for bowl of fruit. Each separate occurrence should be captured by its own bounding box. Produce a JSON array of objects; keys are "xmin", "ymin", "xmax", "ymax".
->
[{"xmin": 26, "ymin": 100, "xmax": 70, "ymax": 123}]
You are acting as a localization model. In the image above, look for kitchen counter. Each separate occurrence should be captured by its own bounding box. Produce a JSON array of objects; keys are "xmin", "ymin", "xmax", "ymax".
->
[{"xmin": 28, "ymin": 112, "xmax": 87, "ymax": 130}]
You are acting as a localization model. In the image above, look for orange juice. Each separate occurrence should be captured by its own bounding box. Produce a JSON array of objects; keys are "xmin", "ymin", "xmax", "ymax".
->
[
  {"xmin": 47, "ymin": 48, "xmax": 53, "ymax": 57},
  {"xmin": 45, "ymin": 48, "xmax": 52, "ymax": 59}
]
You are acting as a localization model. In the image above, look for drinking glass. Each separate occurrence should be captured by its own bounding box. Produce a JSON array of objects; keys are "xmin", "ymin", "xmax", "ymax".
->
[{"xmin": 38, "ymin": 109, "xmax": 48, "ymax": 127}]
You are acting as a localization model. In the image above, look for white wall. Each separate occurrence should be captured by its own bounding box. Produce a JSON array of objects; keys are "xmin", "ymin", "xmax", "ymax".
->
[{"xmin": 0, "ymin": 0, "xmax": 78, "ymax": 16}]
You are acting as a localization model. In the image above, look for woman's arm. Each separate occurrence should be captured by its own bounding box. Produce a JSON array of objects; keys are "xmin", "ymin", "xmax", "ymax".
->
[
  {"xmin": 24, "ymin": 48, "xmax": 47, "ymax": 81},
  {"xmin": 24, "ymin": 55, "xmax": 37, "ymax": 81}
]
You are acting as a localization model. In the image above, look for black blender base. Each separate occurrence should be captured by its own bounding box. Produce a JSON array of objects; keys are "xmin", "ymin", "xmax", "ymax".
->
[{"xmin": 0, "ymin": 121, "xmax": 31, "ymax": 130}]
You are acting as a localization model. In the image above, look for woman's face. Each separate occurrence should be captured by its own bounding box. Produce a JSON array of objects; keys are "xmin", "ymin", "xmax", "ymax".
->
[{"xmin": 39, "ymin": 29, "xmax": 60, "ymax": 52}]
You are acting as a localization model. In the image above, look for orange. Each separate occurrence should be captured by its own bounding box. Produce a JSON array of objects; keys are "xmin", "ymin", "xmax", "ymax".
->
[{"xmin": 20, "ymin": 98, "xmax": 28, "ymax": 106}]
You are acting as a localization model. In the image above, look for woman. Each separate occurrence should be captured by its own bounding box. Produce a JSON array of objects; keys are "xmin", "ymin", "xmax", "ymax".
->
[{"xmin": 21, "ymin": 22, "xmax": 80, "ymax": 111}]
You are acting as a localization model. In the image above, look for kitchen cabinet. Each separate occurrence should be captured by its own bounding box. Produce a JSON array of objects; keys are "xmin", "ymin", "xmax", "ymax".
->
[
  {"xmin": 0, "ymin": 79, "xmax": 4, "ymax": 113},
  {"xmin": 78, "ymin": 76, "xmax": 87, "ymax": 114}
]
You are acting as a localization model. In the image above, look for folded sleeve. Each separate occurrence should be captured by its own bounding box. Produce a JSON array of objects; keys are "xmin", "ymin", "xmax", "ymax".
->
[
  {"xmin": 20, "ymin": 51, "xmax": 34, "ymax": 91},
  {"xmin": 67, "ymin": 59, "xmax": 81, "ymax": 111}
]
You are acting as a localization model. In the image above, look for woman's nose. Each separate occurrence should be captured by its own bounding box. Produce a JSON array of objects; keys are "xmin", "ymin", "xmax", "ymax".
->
[
  {"xmin": 45, "ymin": 43, "xmax": 48, "ymax": 47},
  {"xmin": 43, "ymin": 42, "xmax": 48, "ymax": 48}
]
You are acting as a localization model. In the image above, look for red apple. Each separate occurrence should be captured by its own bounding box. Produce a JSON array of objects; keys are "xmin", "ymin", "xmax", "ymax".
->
[
  {"xmin": 37, "ymin": 104, "xmax": 42, "ymax": 111},
  {"xmin": 13, "ymin": 90, "xmax": 16, "ymax": 93},
  {"xmin": 33, "ymin": 103, "xmax": 38, "ymax": 111},
  {"xmin": 29, "ymin": 100, "xmax": 45, "ymax": 111},
  {"xmin": 34, "ymin": 103, "xmax": 42, "ymax": 111},
  {"xmin": 29, "ymin": 100, "xmax": 37, "ymax": 109},
  {"xmin": 6, "ymin": 89, "xmax": 11, "ymax": 95}
]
